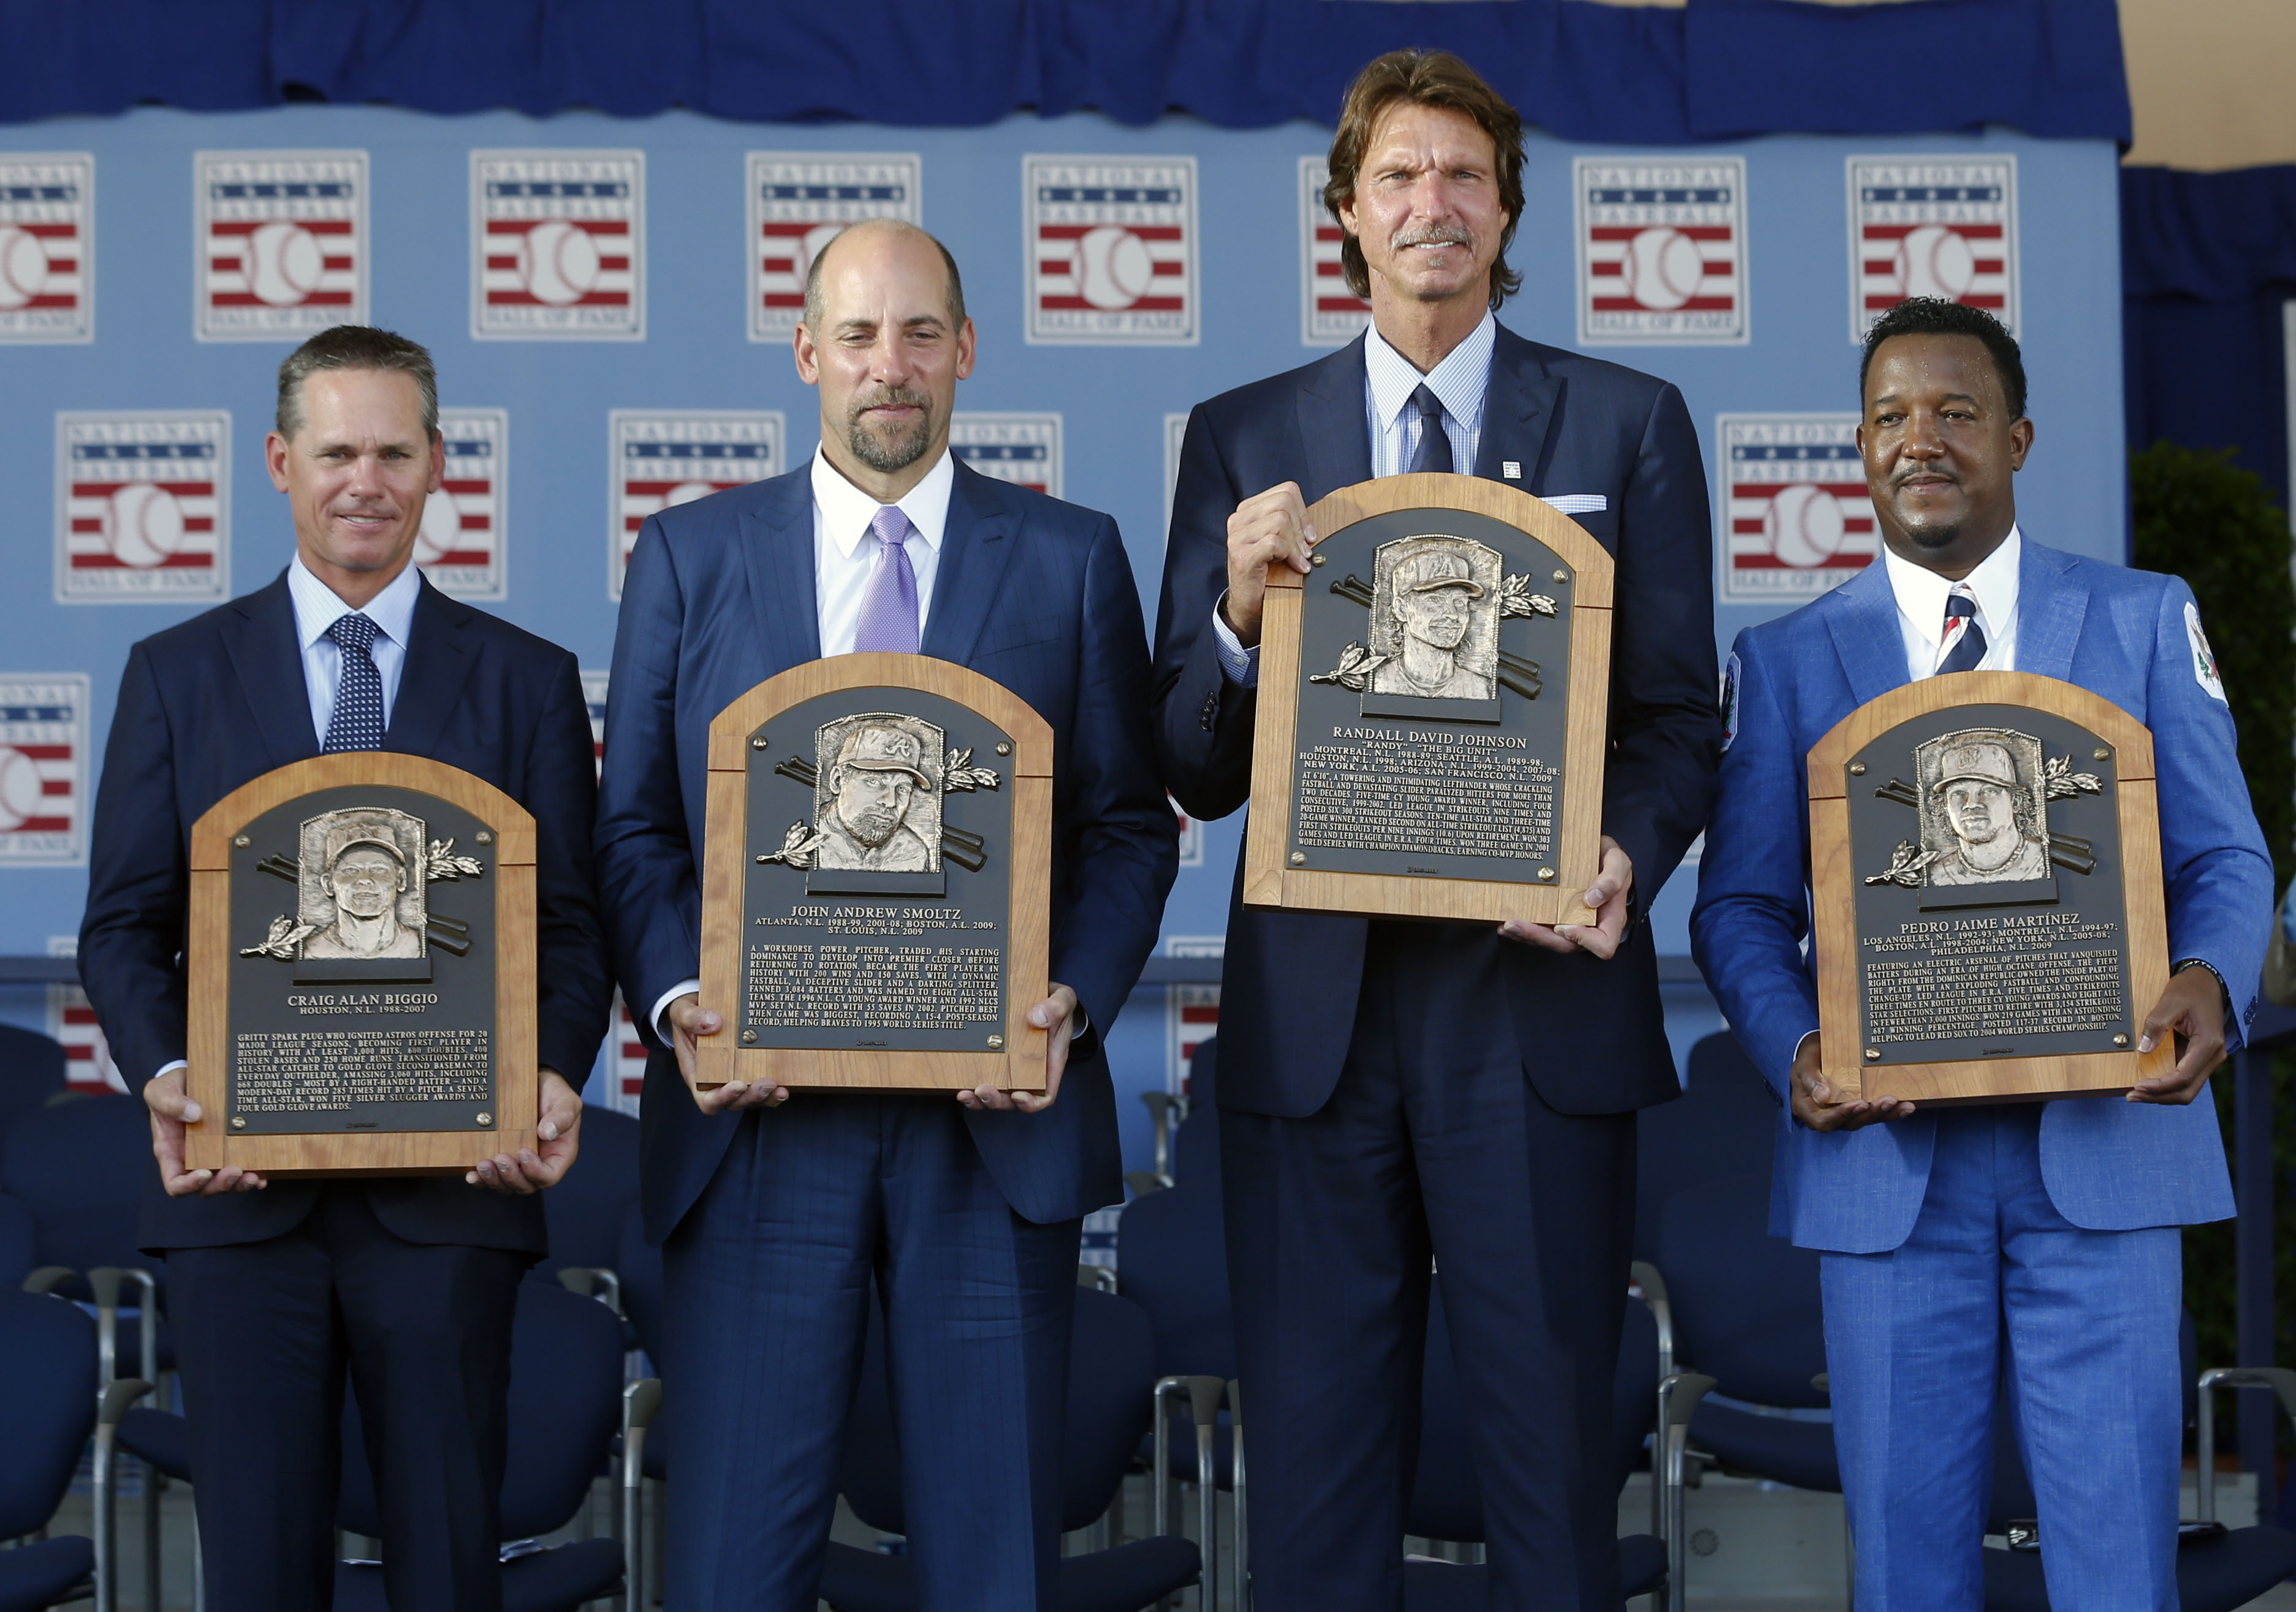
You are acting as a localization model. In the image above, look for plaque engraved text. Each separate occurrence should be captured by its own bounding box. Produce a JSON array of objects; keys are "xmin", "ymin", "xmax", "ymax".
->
[
  {"xmin": 1294, "ymin": 728, "xmax": 1557, "ymax": 861},
  {"xmin": 233, "ymin": 1027, "xmax": 493, "ymax": 1113}
]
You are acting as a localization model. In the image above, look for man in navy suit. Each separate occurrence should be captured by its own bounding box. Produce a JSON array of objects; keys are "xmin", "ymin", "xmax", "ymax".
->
[
  {"xmin": 1152, "ymin": 51, "xmax": 1717, "ymax": 1610},
  {"xmin": 78, "ymin": 327, "xmax": 611, "ymax": 1612},
  {"xmin": 1692, "ymin": 299, "xmax": 2271, "ymax": 1609},
  {"xmin": 595, "ymin": 219, "xmax": 1176, "ymax": 1608}
]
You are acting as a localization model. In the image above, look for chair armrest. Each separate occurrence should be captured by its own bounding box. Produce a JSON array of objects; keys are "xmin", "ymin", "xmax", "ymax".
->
[
  {"xmin": 1655, "ymin": 1371, "xmax": 1717, "ymax": 1608},
  {"xmin": 93, "ymin": 1379, "xmax": 152, "ymax": 1612},
  {"xmin": 2195, "ymin": 1366, "xmax": 2296, "ymax": 1522},
  {"xmin": 1076, "ymin": 1264, "xmax": 1118, "ymax": 1293},
  {"xmin": 559, "ymin": 1267, "xmax": 626, "ymax": 1317},
  {"xmin": 621, "ymin": 1375, "xmax": 662, "ymax": 1482},
  {"xmin": 1631, "ymin": 1261, "xmax": 1676, "ymax": 1379},
  {"xmin": 22, "ymin": 1265, "xmax": 75, "ymax": 1295},
  {"xmin": 1125, "ymin": 1169, "xmax": 1173, "ymax": 1199}
]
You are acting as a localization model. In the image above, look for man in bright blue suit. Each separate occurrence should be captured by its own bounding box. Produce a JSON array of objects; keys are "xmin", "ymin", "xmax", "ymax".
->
[
  {"xmin": 78, "ymin": 327, "xmax": 610, "ymax": 1611},
  {"xmin": 1152, "ymin": 51, "xmax": 1717, "ymax": 1610},
  {"xmin": 1693, "ymin": 298, "xmax": 2272, "ymax": 1611},
  {"xmin": 595, "ymin": 219, "xmax": 1176, "ymax": 1608}
]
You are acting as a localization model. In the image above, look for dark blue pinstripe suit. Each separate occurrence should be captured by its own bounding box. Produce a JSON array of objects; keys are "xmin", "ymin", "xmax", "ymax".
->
[{"xmin": 596, "ymin": 460, "xmax": 1176, "ymax": 1608}]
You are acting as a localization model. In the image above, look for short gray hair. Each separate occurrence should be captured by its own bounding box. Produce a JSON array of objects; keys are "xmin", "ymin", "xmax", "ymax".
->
[
  {"xmin": 802, "ymin": 219, "xmax": 966, "ymax": 332},
  {"xmin": 275, "ymin": 325, "xmax": 439, "ymax": 440}
]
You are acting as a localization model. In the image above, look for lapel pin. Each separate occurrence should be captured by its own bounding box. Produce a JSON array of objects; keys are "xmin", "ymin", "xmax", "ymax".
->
[{"xmin": 1502, "ymin": 461, "xmax": 1521, "ymax": 480}]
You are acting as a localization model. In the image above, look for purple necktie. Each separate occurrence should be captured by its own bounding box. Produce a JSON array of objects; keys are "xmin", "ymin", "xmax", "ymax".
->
[{"xmin": 853, "ymin": 505, "xmax": 920, "ymax": 655}]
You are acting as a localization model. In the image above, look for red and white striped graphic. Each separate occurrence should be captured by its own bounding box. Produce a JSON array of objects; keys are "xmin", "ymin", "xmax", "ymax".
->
[
  {"xmin": 1299, "ymin": 158, "xmax": 1370, "ymax": 347},
  {"xmin": 748, "ymin": 153, "xmax": 919, "ymax": 342},
  {"xmin": 1165, "ymin": 978, "xmax": 1220, "ymax": 1100},
  {"xmin": 55, "ymin": 413, "xmax": 230, "ymax": 602},
  {"xmin": 196, "ymin": 151, "xmax": 365, "ymax": 340},
  {"xmin": 1717, "ymin": 414, "xmax": 1874, "ymax": 601},
  {"xmin": 0, "ymin": 153, "xmax": 93, "ymax": 343},
  {"xmin": 950, "ymin": 414, "xmax": 1060, "ymax": 497},
  {"xmin": 45, "ymin": 939, "xmax": 123, "ymax": 1094},
  {"xmin": 1849, "ymin": 157, "xmax": 2017, "ymax": 339},
  {"xmin": 473, "ymin": 151, "xmax": 644, "ymax": 340},
  {"xmin": 1576, "ymin": 158, "xmax": 1747, "ymax": 344},
  {"xmin": 415, "ymin": 409, "xmax": 507, "ymax": 599},
  {"xmin": 1173, "ymin": 795, "xmax": 1203, "ymax": 869},
  {"xmin": 1026, "ymin": 156, "xmax": 1196, "ymax": 345},
  {"xmin": 608, "ymin": 412, "xmax": 782, "ymax": 599},
  {"xmin": 604, "ymin": 992, "xmax": 647, "ymax": 1117},
  {"xmin": 582, "ymin": 669, "xmax": 609, "ymax": 780},
  {"xmin": 0, "ymin": 678, "xmax": 87, "ymax": 865}
]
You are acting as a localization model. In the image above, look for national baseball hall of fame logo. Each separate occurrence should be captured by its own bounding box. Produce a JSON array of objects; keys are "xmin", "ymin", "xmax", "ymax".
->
[
  {"xmin": 1849, "ymin": 156, "xmax": 2017, "ymax": 340},
  {"xmin": 473, "ymin": 150, "xmax": 644, "ymax": 340},
  {"xmin": 608, "ymin": 411, "xmax": 783, "ymax": 599},
  {"xmin": 582, "ymin": 669, "xmax": 610, "ymax": 780},
  {"xmin": 1575, "ymin": 158, "xmax": 1747, "ymax": 345},
  {"xmin": 1717, "ymin": 414, "xmax": 1874, "ymax": 601},
  {"xmin": 55, "ymin": 412, "xmax": 230, "ymax": 602},
  {"xmin": 195, "ymin": 150, "xmax": 367, "ymax": 341},
  {"xmin": 1025, "ymin": 156, "xmax": 1197, "ymax": 345},
  {"xmin": 415, "ymin": 409, "xmax": 508, "ymax": 599},
  {"xmin": 1299, "ymin": 158, "xmax": 1370, "ymax": 347},
  {"xmin": 0, "ymin": 153, "xmax": 92, "ymax": 343},
  {"xmin": 45, "ymin": 938, "xmax": 124, "ymax": 1095},
  {"xmin": 950, "ymin": 414, "xmax": 1062, "ymax": 498},
  {"xmin": 0, "ymin": 677, "xmax": 88, "ymax": 866},
  {"xmin": 748, "ymin": 152, "xmax": 919, "ymax": 343}
]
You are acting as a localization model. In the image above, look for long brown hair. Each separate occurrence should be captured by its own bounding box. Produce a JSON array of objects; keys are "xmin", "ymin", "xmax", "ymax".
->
[{"xmin": 1323, "ymin": 50, "xmax": 1525, "ymax": 311}]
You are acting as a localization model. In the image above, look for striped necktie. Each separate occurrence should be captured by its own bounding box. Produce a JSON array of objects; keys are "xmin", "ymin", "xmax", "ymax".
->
[{"xmin": 1936, "ymin": 584, "xmax": 1987, "ymax": 675}]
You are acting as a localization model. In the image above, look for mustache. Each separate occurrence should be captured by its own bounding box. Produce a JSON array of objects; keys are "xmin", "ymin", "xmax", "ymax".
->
[
  {"xmin": 1391, "ymin": 224, "xmax": 1473, "ymax": 251},
  {"xmin": 846, "ymin": 385, "xmax": 933, "ymax": 427}
]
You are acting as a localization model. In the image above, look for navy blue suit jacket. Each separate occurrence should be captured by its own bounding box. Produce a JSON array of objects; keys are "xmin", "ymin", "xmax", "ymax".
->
[
  {"xmin": 79, "ymin": 572, "xmax": 614, "ymax": 1256},
  {"xmin": 596, "ymin": 460, "xmax": 1177, "ymax": 1241},
  {"xmin": 1152, "ymin": 326, "xmax": 1719, "ymax": 1118}
]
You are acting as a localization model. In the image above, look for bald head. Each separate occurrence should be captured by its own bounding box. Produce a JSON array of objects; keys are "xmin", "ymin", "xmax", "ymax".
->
[{"xmin": 802, "ymin": 218, "xmax": 966, "ymax": 332}]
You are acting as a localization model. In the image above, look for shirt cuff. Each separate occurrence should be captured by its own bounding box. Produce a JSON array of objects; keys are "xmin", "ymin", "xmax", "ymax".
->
[
  {"xmin": 1210, "ymin": 598, "xmax": 1260, "ymax": 690},
  {"xmin": 650, "ymin": 979, "xmax": 702, "ymax": 1043},
  {"xmin": 151, "ymin": 1060, "xmax": 187, "ymax": 1085}
]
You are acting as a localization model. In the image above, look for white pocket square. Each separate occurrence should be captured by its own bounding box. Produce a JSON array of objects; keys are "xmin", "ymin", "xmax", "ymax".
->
[{"xmin": 1543, "ymin": 493, "xmax": 1607, "ymax": 515}]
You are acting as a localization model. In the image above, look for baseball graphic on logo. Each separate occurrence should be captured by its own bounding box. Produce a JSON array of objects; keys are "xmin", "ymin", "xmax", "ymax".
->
[
  {"xmin": 246, "ymin": 220, "xmax": 325, "ymax": 308},
  {"xmin": 1076, "ymin": 226, "xmax": 1153, "ymax": 311},
  {"xmin": 796, "ymin": 223, "xmax": 844, "ymax": 283},
  {"xmin": 1622, "ymin": 226, "xmax": 1704, "ymax": 312},
  {"xmin": 0, "ymin": 226, "xmax": 50, "ymax": 311},
  {"xmin": 414, "ymin": 487, "xmax": 462, "ymax": 564},
  {"xmin": 664, "ymin": 481, "xmax": 717, "ymax": 509},
  {"xmin": 520, "ymin": 221, "xmax": 602, "ymax": 306},
  {"xmin": 1893, "ymin": 224, "xmax": 1978, "ymax": 302},
  {"xmin": 1766, "ymin": 483, "xmax": 1848, "ymax": 570},
  {"xmin": 104, "ymin": 483, "xmax": 186, "ymax": 569},
  {"xmin": 0, "ymin": 746, "xmax": 42, "ymax": 831}
]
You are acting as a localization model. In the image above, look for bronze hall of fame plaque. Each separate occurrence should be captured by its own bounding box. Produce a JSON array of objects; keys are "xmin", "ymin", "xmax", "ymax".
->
[
  {"xmin": 186, "ymin": 755, "xmax": 539, "ymax": 1176},
  {"xmin": 1808, "ymin": 671, "xmax": 2175, "ymax": 1105},
  {"xmin": 1244, "ymin": 473, "xmax": 1616, "ymax": 925},
  {"xmin": 698, "ymin": 653, "xmax": 1052, "ymax": 1093}
]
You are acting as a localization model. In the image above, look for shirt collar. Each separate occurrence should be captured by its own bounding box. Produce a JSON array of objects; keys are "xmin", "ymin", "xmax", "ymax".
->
[
  {"xmin": 286, "ymin": 554, "xmax": 423, "ymax": 652},
  {"xmin": 812, "ymin": 446, "xmax": 955, "ymax": 561},
  {"xmin": 1882, "ymin": 523, "xmax": 2023, "ymax": 653},
  {"xmin": 1364, "ymin": 311, "xmax": 1497, "ymax": 435}
]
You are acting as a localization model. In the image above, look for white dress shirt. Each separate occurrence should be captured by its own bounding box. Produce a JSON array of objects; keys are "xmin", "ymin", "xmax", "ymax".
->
[
  {"xmin": 286, "ymin": 554, "xmax": 421, "ymax": 743},
  {"xmin": 649, "ymin": 446, "xmax": 957, "ymax": 1039},
  {"xmin": 1211, "ymin": 313, "xmax": 1499, "ymax": 686},
  {"xmin": 1880, "ymin": 524, "xmax": 2021, "ymax": 680}
]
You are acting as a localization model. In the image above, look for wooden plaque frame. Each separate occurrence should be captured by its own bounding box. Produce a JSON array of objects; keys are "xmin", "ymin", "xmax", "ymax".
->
[
  {"xmin": 696, "ymin": 653, "xmax": 1054, "ymax": 1094},
  {"xmin": 1808, "ymin": 671, "xmax": 2173, "ymax": 1104},
  {"xmin": 187, "ymin": 754, "xmax": 539, "ymax": 1175},
  {"xmin": 1244, "ymin": 473, "xmax": 1615, "ymax": 924}
]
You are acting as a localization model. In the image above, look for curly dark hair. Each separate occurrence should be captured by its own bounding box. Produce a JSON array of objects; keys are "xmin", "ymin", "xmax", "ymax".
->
[{"xmin": 1858, "ymin": 297, "xmax": 2026, "ymax": 419}]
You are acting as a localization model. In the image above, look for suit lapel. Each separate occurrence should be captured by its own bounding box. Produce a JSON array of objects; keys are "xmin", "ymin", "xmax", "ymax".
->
[
  {"xmin": 220, "ymin": 573, "xmax": 322, "ymax": 769},
  {"xmin": 921, "ymin": 464, "xmax": 1019, "ymax": 666},
  {"xmin": 384, "ymin": 576, "xmax": 479, "ymax": 758},
  {"xmin": 1823, "ymin": 560, "xmax": 1913, "ymax": 707},
  {"xmin": 1473, "ymin": 328, "xmax": 1561, "ymax": 487},
  {"xmin": 2013, "ymin": 540, "xmax": 2087, "ymax": 681},
  {"xmin": 740, "ymin": 472, "xmax": 821, "ymax": 675},
  {"xmin": 1296, "ymin": 340, "xmax": 1372, "ymax": 501}
]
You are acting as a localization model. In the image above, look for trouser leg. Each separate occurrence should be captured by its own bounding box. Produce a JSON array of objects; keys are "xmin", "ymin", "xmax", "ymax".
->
[
  {"xmin": 166, "ymin": 1222, "xmax": 342, "ymax": 1612},
  {"xmin": 660, "ymin": 1103, "xmax": 879, "ymax": 1611},
  {"xmin": 1991, "ymin": 1107, "xmax": 2182, "ymax": 1612},
  {"xmin": 326, "ymin": 1188, "xmax": 523, "ymax": 1612},
  {"xmin": 1222, "ymin": 937, "xmax": 1427, "ymax": 1612},
  {"xmin": 880, "ymin": 1098, "xmax": 1079, "ymax": 1612},
  {"xmin": 1820, "ymin": 1108, "xmax": 2006, "ymax": 1612}
]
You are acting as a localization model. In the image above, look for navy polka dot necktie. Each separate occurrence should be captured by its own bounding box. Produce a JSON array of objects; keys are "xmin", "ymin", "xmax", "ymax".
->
[{"xmin": 323, "ymin": 612, "xmax": 386, "ymax": 752}]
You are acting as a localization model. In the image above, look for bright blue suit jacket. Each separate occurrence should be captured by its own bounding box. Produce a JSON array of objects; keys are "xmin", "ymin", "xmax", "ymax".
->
[
  {"xmin": 1690, "ymin": 540, "xmax": 2270, "ymax": 1253},
  {"xmin": 596, "ymin": 460, "xmax": 1178, "ymax": 1243}
]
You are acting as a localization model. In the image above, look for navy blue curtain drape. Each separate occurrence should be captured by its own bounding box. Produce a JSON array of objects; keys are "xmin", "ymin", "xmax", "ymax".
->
[{"xmin": 0, "ymin": 0, "xmax": 2131, "ymax": 142}]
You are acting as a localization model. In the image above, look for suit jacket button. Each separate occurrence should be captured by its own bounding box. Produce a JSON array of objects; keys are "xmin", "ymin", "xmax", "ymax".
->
[{"xmin": 1201, "ymin": 693, "xmax": 1218, "ymax": 731}]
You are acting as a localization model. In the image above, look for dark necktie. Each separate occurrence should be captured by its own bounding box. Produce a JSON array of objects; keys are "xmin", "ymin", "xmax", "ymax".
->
[
  {"xmin": 324, "ymin": 612, "xmax": 386, "ymax": 751},
  {"xmin": 1936, "ymin": 585, "xmax": 1987, "ymax": 675},
  {"xmin": 1408, "ymin": 384, "xmax": 1453, "ymax": 475}
]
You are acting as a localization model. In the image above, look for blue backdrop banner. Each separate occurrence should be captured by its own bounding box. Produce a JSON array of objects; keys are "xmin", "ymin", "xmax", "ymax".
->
[{"xmin": 0, "ymin": 0, "xmax": 2132, "ymax": 143}]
